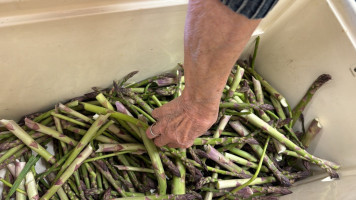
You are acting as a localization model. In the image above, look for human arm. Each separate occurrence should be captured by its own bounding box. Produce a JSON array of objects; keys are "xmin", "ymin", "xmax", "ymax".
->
[{"xmin": 146, "ymin": 0, "xmax": 276, "ymax": 148}]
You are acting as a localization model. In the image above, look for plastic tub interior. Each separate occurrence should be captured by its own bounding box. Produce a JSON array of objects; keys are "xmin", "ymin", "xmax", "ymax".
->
[{"xmin": 0, "ymin": 0, "xmax": 355, "ymax": 199}]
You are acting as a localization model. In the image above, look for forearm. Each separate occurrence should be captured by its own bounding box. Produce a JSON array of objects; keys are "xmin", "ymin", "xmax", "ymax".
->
[{"xmin": 183, "ymin": 0, "xmax": 261, "ymax": 110}]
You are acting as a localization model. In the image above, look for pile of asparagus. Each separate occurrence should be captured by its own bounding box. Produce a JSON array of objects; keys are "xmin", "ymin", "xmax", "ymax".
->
[{"xmin": 0, "ymin": 38, "xmax": 339, "ymax": 200}]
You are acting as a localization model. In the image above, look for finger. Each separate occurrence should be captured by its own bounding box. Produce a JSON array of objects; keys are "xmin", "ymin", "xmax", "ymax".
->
[
  {"xmin": 146, "ymin": 125, "xmax": 159, "ymax": 140},
  {"xmin": 146, "ymin": 120, "xmax": 166, "ymax": 139},
  {"xmin": 154, "ymin": 135, "xmax": 171, "ymax": 147}
]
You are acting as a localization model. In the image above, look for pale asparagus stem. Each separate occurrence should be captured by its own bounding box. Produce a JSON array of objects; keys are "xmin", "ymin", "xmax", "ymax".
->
[
  {"xmin": 252, "ymin": 77, "xmax": 264, "ymax": 104},
  {"xmin": 202, "ymin": 145, "xmax": 252, "ymax": 178},
  {"xmin": 270, "ymin": 96, "xmax": 286, "ymax": 120},
  {"xmin": 55, "ymin": 114, "xmax": 110, "ymax": 182},
  {"xmin": 62, "ymin": 123, "xmax": 118, "ymax": 144},
  {"xmin": 229, "ymin": 148, "xmax": 258, "ymax": 162},
  {"xmin": 96, "ymin": 143, "xmax": 146, "ymax": 153},
  {"xmin": 193, "ymin": 137, "xmax": 257, "ymax": 146},
  {"xmin": 292, "ymin": 74, "xmax": 332, "ymax": 127},
  {"xmin": 245, "ymin": 67, "xmax": 288, "ymax": 107},
  {"xmin": 302, "ymin": 118, "xmax": 322, "ymax": 148},
  {"xmin": 92, "ymin": 160, "xmax": 126, "ymax": 197},
  {"xmin": 25, "ymin": 118, "xmax": 78, "ymax": 146},
  {"xmin": 96, "ymin": 93, "xmax": 115, "ymax": 111},
  {"xmin": 226, "ymin": 65, "xmax": 244, "ymax": 99},
  {"xmin": 273, "ymin": 138, "xmax": 286, "ymax": 154},
  {"xmin": 114, "ymin": 165, "xmax": 154, "ymax": 173},
  {"xmin": 217, "ymin": 176, "xmax": 277, "ymax": 189},
  {"xmin": 204, "ymin": 115, "xmax": 231, "ymax": 200},
  {"xmin": 224, "ymin": 153, "xmax": 269, "ymax": 172},
  {"xmin": 15, "ymin": 161, "xmax": 27, "ymax": 200},
  {"xmin": 25, "ymin": 171, "xmax": 39, "ymax": 200},
  {"xmin": 138, "ymin": 120, "xmax": 166, "ymax": 195},
  {"xmin": 229, "ymin": 120, "xmax": 250, "ymax": 136},
  {"xmin": 0, "ymin": 120, "xmax": 56, "ymax": 164},
  {"xmin": 41, "ymin": 145, "xmax": 93, "ymax": 200}
]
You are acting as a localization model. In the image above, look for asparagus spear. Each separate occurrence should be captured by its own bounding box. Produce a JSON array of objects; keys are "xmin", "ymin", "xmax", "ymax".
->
[
  {"xmin": 137, "ymin": 118, "xmax": 167, "ymax": 195},
  {"xmin": 301, "ymin": 118, "xmax": 322, "ymax": 148},
  {"xmin": 292, "ymin": 74, "xmax": 332, "ymax": 127},
  {"xmin": 41, "ymin": 145, "xmax": 94, "ymax": 200},
  {"xmin": 0, "ymin": 120, "xmax": 56, "ymax": 164}
]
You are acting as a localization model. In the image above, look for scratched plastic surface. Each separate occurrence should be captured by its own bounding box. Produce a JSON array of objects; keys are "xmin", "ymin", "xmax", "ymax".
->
[{"xmin": 0, "ymin": 0, "xmax": 355, "ymax": 199}]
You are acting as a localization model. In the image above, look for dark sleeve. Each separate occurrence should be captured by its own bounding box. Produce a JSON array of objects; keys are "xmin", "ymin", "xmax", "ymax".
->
[{"xmin": 220, "ymin": 0, "xmax": 279, "ymax": 19}]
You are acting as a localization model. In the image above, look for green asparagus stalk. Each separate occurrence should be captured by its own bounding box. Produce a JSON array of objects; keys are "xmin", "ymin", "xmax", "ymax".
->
[
  {"xmin": 50, "ymin": 112, "xmax": 89, "ymax": 128},
  {"xmin": 0, "ymin": 178, "xmax": 26, "ymax": 195},
  {"xmin": 62, "ymin": 123, "xmax": 118, "ymax": 144},
  {"xmin": 226, "ymin": 65, "xmax": 244, "ymax": 99},
  {"xmin": 81, "ymin": 102, "xmax": 148, "ymax": 129},
  {"xmin": 55, "ymin": 114, "xmax": 110, "ymax": 182},
  {"xmin": 244, "ymin": 66, "xmax": 288, "ymax": 107},
  {"xmin": 0, "ymin": 120, "xmax": 56, "ymax": 164},
  {"xmin": 96, "ymin": 143, "xmax": 146, "ymax": 153},
  {"xmin": 201, "ymin": 145, "xmax": 252, "ymax": 178},
  {"xmin": 218, "ymin": 136, "xmax": 270, "ymax": 200},
  {"xmin": 292, "ymin": 74, "xmax": 332, "ymax": 127},
  {"xmin": 137, "ymin": 119, "xmax": 166, "ymax": 195},
  {"xmin": 159, "ymin": 152, "xmax": 181, "ymax": 178},
  {"xmin": 25, "ymin": 118, "xmax": 78, "ymax": 146},
  {"xmin": 224, "ymin": 153, "xmax": 268, "ymax": 172},
  {"xmin": 251, "ymin": 36, "xmax": 260, "ymax": 70},
  {"xmin": 92, "ymin": 160, "xmax": 126, "ymax": 197},
  {"xmin": 41, "ymin": 145, "xmax": 93, "ymax": 200},
  {"xmin": 110, "ymin": 193, "xmax": 201, "ymax": 200},
  {"xmin": 228, "ymin": 148, "xmax": 258, "ymax": 162}
]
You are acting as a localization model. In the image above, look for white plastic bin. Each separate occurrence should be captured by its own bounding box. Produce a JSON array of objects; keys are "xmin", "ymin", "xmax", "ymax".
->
[{"xmin": 0, "ymin": 0, "xmax": 355, "ymax": 199}]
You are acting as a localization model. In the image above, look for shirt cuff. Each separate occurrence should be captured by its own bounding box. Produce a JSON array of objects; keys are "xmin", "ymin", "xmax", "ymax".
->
[{"xmin": 220, "ymin": 0, "xmax": 279, "ymax": 19}]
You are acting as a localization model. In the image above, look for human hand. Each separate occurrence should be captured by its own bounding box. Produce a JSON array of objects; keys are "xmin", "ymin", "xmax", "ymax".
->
[{"xmin": 145, "ymin": 92, "xmax": 218, "ymax": 148}]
